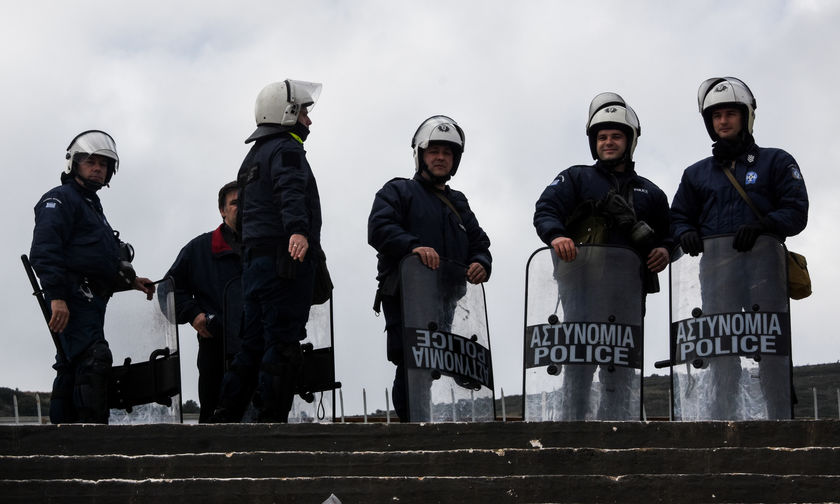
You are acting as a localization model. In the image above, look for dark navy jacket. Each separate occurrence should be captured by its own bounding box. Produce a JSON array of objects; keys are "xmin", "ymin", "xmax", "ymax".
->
[
  {"xmin": 30, "ymin": 179, "xmax": 120, "ymax": 300},
  {"xmin": 671, "ymin": 143, "xmax": 808, "ymax": 240},
  {"xmin": 237, "ymin": 132, "xmax": 321, "ymax": 247},
  {"xmin": 368, "ymin": 173, "xmax": 492, "ymax": 287},
  {"xmin": 534, "ymin": 162, "xmax": 672, "ymax": 251},
  {"xmin": 166, "ymin": 224, "xmax": 242, "ymax": 329}
]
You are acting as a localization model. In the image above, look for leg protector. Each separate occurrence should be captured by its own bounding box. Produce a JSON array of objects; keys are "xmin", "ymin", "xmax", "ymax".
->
[
  {"xmin": 257, "ymin": 342, "xmax": 302, "ymax": 423},
  {"xmin": 74, "ymin": 341, "xmax": 113, "ymax": 423},
  {"xmin": 210, "ymin": 362, "xmax": 258, "ymax": 423},
  {"xmin": 49, "ymin": 360, "xmax": 78, "ymax": 424}
]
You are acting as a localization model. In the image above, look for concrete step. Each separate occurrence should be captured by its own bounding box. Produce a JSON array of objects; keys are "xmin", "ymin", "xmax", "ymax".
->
[
  {"xmin": 2, "ymin": 446, "xmax": 839, "ymax": 480},
  {"xmin": 2, "ymin": 421, "xmax": 839, "ymax": 503},
  {"xmin": 3, "ymin": 420, "xmax": 840, "ymax": 456},
  {"xmin": 2, "ymin": 474, "xmax": 839, "ymax": 504}
]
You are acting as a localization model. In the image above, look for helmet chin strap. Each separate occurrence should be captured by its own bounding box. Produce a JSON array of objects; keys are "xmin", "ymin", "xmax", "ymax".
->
[{"xmin": 420, "ymin": 163, "xmax": 451, "ymax": 185}]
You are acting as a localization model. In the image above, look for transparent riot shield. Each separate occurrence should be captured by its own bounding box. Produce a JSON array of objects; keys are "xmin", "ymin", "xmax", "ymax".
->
[
  {"xmin": 288, "ymin": 297, "xmax": 340, "ymax": 423},
  {"xmin": 106, "ymin": 277, "xmax": 182, "ymax": 424},
  {"xmin": 669, "ymin": 234, "xmax": 792, "ymax": 421},
  {"xmin": 400, "ymin": 254, "xmax": 495, "ymax": 422},
  {"xmin": 523, "ymin": 246, "xmax": 644, "ymax": 421}
]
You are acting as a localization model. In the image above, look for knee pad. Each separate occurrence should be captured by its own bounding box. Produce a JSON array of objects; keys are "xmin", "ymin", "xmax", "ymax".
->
[{"xmin": 75, "ymin": 342, "xmax": 113, "ymax": 423}]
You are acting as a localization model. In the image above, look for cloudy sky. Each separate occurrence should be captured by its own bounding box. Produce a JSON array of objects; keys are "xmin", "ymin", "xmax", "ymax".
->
[{"xmin": 2, "ymin": 0, "xmax": 837, "ymax": 416}]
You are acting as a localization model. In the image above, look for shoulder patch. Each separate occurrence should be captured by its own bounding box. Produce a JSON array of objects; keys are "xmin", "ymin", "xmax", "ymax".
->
[
  {"xmin": 789, "ymin": 164, "xmax": 803, "ymax": 181},
  {"xmin": 549, "ymin": 174, "xmax": 565, "ymax": 186},
  {"xmin": 40, "ymin": 197, "xmax": 62, "ymax": 208}
]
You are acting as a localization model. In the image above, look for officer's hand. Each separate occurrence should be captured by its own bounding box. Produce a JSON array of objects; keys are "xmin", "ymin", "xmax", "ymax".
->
[
  {"xmin": 49, "ymin": 299, "xmax": 69, "ymax": 333},
  {"xmin": 412, "ymin": 246, "xmax": 440, "ymax": 270},
  {"xmin": 550, "ymin": 236, "xmax": 577, "ymax": 262},
  {"xmin": 134, "ymin": 277, "xmax": 155, "ymax": 300},
  {"xmin": 191, "ymin": 313, "xmax": 213, "ymax": 339},
  {"xmin": 647, "ymin": 247, "xmax": 670, "ymax": 273},
  {"xmin": 466, "ymin": 262, "xmax": 487, "ymax": 284},
  {"xmin": 680, "ymin": 231, "xmax": 703, "ymax": 256},
  {"xmin": 732, "ymin": 223, "xmax": 765, "ymax": 252},
  {"xmin": 289, "ymin": 234, "xmax": 309, "ymax": 262}
]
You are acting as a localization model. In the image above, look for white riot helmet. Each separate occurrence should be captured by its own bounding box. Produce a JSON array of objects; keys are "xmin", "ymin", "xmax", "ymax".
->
[
  {"xmin": 254, "ymin": 79, "xmax": 322, "ymax": 126},
  {"xmin": 586, "ymin": 92, "xmax": 641, "ymax": 162},
  {"xmin": 411, "ymin": 115, "xmax": 465, "ymax": 177},
  {"xmin": 64, "ymin": 130, "xmax": 119, "ymax": 186},
  {"xmin": 697, "ymin": 77, "xmax": 756, "ymax": 141}
]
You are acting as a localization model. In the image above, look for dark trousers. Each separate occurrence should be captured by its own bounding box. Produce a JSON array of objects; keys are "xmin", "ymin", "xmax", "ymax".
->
[
  {"xmin": 216, "ymin": 253, "xmax": 314, "ymax": 420},
  {"xmin": 197, "ymin": 333, "xmax": 225, "ymax": 423},
  {"xmin": 49, "ymin": 286, "xmax": 110, "ymax": 423}
]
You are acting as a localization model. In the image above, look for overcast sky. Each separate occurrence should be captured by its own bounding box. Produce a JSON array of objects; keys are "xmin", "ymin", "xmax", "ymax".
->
[{"xmin": 2, "ymin": 0, "xmax": 837, "ymax": 416}]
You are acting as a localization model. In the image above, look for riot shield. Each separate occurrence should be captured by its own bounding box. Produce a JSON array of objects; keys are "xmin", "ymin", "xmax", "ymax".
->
[
  {"xmin": 288, "ymin": 296, "xmax": 340, "ymax": 423},
  {"xmin": 400, "ymin": 254, "xmax": 495, "ymax": 422},
  {"xmin": 668, "ymin": 234, "xmax": 791, "ymax": 421},
  {"xmin": 106, "ymin": 277, "xmax": 182, "ymax": 424},
  {"xmin": 523, "ymin": 246, "xmax": 644, "ymax": 421}
]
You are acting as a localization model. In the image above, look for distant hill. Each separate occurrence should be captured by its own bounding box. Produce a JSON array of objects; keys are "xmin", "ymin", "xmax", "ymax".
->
[{"xmin": 3, "ymin": 362, "xmax": 838, "ymax": 420}]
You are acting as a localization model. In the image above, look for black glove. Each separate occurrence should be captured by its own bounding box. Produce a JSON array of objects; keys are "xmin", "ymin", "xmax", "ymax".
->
[
  {"xmin": 732, "ymin": 222, "xmax": 765, "ymax": 252},
  {"xmin": 680, "ymin": 231, "xmax": 703, "ymax": 256}
]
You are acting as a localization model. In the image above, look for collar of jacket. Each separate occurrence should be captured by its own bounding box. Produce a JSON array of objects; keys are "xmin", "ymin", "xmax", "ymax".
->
[
  {"xmin": 594, "ymin": 160, "xmax": 639, "ymax": 179},
  {"xmin": 211, "ymin": 224, "xmax": 237, "ymax": 255},
  {"xmin": 714, "ymin": 141, "xmax": 760, "ymax": 168},
  {"xmin": 412, "ymin": 172, "xmax": 448, "ymax": 193},
  {"xmin": 65, "ymin": 177, "xmax": 103, "ymax": 207}
]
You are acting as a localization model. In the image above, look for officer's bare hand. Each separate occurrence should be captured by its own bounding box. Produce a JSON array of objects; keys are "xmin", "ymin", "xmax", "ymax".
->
[
  {"xmin": 134, "ymin": 277, "xmax": 155, "ymax": 300},
  {"xmin": 49, "ymin": 299, "xmax": 69, "ymax": 333},
  {"xmin": 646, "ymin": 247, "xmax": 670, "ymax": 273},
  {"xmin": 191, "ymin": 313, "xmax": 213, "ymax": 339},
  {"xmin": 466, "ymin": 262, "xmax": 487, "ymax": 284},
  {"xmin": 289, "ymin": 234, "xmax": 309, "ymax": 262},
  {"xmin": 412, "ymin": 246, "xmax": 440, "ymax": 270},
  {"xmin": 551, "ymin": 236, "xmax": 577, "ymax": 262}
]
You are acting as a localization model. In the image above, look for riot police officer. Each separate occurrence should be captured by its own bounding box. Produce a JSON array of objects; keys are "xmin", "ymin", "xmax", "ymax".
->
[
  {"xmin": 533, "ymin": 94, "xmax": 671, "ymax": 420},
  {"xmin": 30, "ymin": 130, "xmax": 155, "ymax": 424},
  {"xmin": 368, "ymin": 115, "xmax": 492, "ymax": 422},
  {"xmin": 212, "ymin": 80, "xmax": 323, "ymax": 423},
  {"xmin": 166, "ymin": 181, "xmax": 241, "ymax": 423},
  {"xmin": 671, "ymin": 77, "xmax": 809, "ymax": 419}
]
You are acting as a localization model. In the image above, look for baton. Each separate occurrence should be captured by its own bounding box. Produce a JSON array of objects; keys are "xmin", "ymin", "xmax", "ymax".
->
[{"xmin": 21, "ymin": 254, "xmax": 68, "ymax": 363}]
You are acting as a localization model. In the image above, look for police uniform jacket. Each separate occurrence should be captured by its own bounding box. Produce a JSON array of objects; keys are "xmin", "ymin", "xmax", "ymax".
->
[
  {"xmin": 368, "ymin": 173, "xmax": 492, "ymax": 289},
  {"xmin": 237, "ymin": 132, "xmax": 322, "ymax": 248},
  {"xmin": 671, "ymin": 143, "xmax": 808, "ymax": 240},
  {"xmin": 534, "ymin": 162, "xmax": 672, "ymax": 251},
  {"xmin": 166, "ymin": 224, "xmax": 241, "ymax": 329},
  {"xmin": 30, "ymin": 178, "xmax": 120, "ymax": 301}
]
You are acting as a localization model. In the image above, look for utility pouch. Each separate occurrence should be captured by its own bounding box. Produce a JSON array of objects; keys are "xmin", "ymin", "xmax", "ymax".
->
[
  {"xmin": 567, "ymin": 214, "xmax": 609, "ymax": 245},
  {"xmin": 311, "ymin": 248, "xmax": 333, "ymax": 305},
  {"xmin": 787, "ymin": 251, "xmax": 812, "ymax": 300}
]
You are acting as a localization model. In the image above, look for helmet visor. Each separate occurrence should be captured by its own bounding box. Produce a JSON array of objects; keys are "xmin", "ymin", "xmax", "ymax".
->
[
  {"xmin": 68, "ymin": 130, "xmax": 119, "ymax": 171},
  {"xmin": 411, "ymin": 115, "xmax": 462, "ymax": 148},
  {"xmin": 697, "ymin": 77, "xmax": 753, "ymax": 113},
  {"xmin": 286, "ymin": 80, "xmax": 322, "ymax": 113},
  {"xmin": 588, "ymin": 92, "xmax": 626, "ymax": 124}
]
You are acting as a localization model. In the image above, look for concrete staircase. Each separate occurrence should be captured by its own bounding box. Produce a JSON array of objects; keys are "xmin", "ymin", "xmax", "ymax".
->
[{"xmin": 1, "ymin": 421, "xmax": 839, "ymax": 503}]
